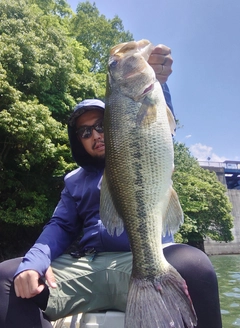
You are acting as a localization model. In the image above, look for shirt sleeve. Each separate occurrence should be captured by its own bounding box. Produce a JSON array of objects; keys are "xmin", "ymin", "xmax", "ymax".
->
[
  {"xmin": 14, "ymin": 186, "xmax": 82, "ymax": 278},
  {"xmin": 162, "ymin": 232, "xmax": 174, "ymax": 244},
  {"xmin": 161, "ymin": 83, "xmax": 175, "ymax": 118}
]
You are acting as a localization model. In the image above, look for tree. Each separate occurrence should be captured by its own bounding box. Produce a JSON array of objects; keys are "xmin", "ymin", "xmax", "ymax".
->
[
  {"xmin": 0, "ymin": 100, "xmax": 71, "ymax": 224},
  {"xmin": 173, "ymin": 142, "xmax": 233, "ymax": 249},
  {"xmin": 0, "ymin": 99, "xmax": 73, "ymax": 259},
  {"xmin": 0, "ymin": 0, "xmax": 83, "ymax": 227},
  {"xmin": 0, "ymin": 0, "xmax": 104, "ymax": 123},
  {"xmin": 71, "ymin": 1, "xmax": 133, "ymax": 73}
]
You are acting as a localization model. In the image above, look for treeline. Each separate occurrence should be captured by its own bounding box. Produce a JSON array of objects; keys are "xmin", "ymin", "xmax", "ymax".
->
[{"xmin": 0, "ymin": 0, "xmax": 233, "ymax": 260}]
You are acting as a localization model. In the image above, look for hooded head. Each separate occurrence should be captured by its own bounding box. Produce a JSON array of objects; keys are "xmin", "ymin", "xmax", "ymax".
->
[{"xmin": 68, "ymin": 99, "xmax": 105, "ymax": 169}]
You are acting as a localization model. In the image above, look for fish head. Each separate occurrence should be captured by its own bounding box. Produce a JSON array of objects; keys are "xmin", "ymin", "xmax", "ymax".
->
[{"xmin": 107, "ymin": 39, "xmax": 156, "ymax": 101}]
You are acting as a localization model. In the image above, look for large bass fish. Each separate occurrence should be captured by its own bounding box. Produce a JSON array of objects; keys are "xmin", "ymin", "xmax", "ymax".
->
[{"xmin": 100, "ymin": 39, "xmax": 197, "ymax": 328}]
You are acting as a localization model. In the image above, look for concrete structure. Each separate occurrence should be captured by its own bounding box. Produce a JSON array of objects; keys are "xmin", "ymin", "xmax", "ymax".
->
[
  {"xmin": 204, "ymin": 189, "xmax": 240, "ymax": 255},
  {"xmin": 199, "ymin": 161, "xmax": 240, "ymax": 255}
]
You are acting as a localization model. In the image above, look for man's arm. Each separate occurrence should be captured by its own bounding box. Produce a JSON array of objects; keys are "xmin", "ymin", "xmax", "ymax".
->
[
  {"xmin": 14, "ymin": 175, "xmax": 83, "ymax": 298},
  {"xmin": 15, "ymin": 186, "xmax": 81, "ymax": 278}
]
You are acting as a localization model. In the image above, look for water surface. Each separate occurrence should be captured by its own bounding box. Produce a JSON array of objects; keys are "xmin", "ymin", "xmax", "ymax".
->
[{"xmin": 210, "ymin": 255, "xmax": 240, "ymax": 327}]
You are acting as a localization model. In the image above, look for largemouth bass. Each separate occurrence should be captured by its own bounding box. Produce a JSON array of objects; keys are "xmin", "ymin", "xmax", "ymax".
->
[{"xmin": 100, "ymin": 39, "xmax": 197, "ymax": 328}]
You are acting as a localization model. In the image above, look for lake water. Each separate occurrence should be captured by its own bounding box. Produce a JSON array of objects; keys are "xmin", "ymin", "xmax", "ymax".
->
[{"xmin": 210, "ymin": 254, "xmax": 240, "ymax": 327}]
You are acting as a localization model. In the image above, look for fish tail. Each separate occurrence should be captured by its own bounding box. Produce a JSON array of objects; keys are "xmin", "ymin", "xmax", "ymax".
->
[{"xmin": 125, "ymin": 267, "xmax": 197, "ymax": 328}]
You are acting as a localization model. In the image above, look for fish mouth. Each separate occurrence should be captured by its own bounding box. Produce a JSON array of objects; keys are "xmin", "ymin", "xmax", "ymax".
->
[{"xmin": 142, "ymin": 83, "xmax": 154, "ymax": 95}]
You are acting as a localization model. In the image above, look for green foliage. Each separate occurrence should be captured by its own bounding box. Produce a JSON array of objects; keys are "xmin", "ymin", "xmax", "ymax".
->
[
  {"xmin": 0, "ymin": 0, "xmax": 105, "ymax": 122},
  {"xmin": 0, "ymin": 101, "xmax": 67, "ymax": 168},
  {"xmin": 0, "ymin": 100, "xmax": 72, "ymax": 226},
  {"xmin": 71, "ymin": 1, "xmax": 133, "ymax": 73},
  {"xmin": 0, "ymin": 221, "xmax": 43, "ymax": 260},
  {"xmin": 173, "ymin": 142, "xmax": 233, "ymax": 244},
  {"xmin": 0, "ymin": 64, "xmax": 21, "ymax": 109},
  {"xmin": 29, "ymin": 0, "xmax": 73, "ymax": 17}
]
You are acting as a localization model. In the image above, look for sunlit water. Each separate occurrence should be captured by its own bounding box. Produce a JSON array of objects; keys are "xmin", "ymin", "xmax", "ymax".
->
[{"xmin": 210, "ymin": 255, "xmax": 240, "ymax": 327}]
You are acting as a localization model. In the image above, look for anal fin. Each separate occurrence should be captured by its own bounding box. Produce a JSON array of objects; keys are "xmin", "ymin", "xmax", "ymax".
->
[
  {"xmin": 162, "ymin": 185, "xmax": 184, "ymax": 236},
  {"xmin": 99, "ymin": 172, "xmax": 124, "ymax": 236}
]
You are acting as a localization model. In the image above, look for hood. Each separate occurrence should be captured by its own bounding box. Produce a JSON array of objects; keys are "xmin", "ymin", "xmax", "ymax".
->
[{"xmin": 68, "ymin": 99, "xmax": 105, "ymax": 170}]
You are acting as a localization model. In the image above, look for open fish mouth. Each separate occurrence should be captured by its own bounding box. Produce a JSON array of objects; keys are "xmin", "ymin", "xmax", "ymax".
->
[{"xmin": 142, "ymin": 83, "xmax": 154, "ymax": 95}]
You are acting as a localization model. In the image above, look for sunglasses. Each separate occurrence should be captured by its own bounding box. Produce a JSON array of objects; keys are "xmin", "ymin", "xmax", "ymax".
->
[{"xmin": 76, "ymin": 121, "xmax": 104, "ymax": 139}]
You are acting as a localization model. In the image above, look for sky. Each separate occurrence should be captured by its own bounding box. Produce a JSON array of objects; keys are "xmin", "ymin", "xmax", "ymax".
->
[{"xmin": 67, "ymin": 0, "xmax": 240, "ymax": 162}]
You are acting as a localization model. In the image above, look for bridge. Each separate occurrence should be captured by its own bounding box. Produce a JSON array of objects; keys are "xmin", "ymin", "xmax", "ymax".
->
[{"xmin": 198, "ymin": 160, "xmax": 240, "ymax": 189}]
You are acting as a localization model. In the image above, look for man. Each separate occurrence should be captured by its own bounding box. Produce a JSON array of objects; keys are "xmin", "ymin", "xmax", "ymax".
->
[{"xmin": 0, "ymin": 45, "xmax": 222, "ymax": 328}]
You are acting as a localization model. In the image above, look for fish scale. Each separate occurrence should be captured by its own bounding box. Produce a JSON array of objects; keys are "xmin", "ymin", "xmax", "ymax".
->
[{"xmin": 100, "ymin": 39, "xmax": 197, "ymax": 328}]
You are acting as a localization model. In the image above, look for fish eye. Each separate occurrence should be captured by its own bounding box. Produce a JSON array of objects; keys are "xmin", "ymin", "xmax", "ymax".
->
[{"xmin": 109, "ymin": 60, "xmax": 118, "ymax": 69}]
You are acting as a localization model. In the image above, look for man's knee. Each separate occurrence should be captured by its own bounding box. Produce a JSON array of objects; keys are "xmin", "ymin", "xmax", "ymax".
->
[{"xmin": 163, "ymin": 244, "xmax": 216, "ymax": 282}]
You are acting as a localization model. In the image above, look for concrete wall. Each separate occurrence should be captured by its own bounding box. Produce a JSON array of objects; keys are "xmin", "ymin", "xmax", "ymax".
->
[{"xmin": 204, "ymin": 189, "xmax": 240, "ymax": 255}]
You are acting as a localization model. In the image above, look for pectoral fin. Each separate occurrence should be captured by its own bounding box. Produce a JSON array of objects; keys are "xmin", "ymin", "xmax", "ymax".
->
[
  {"xmin": 136, "ymin": 96, "xmax": 157, "ymax": 126},
  {"xmin": 162, "ymin": 185, "xmax": 184, "ymax": 236},
  {"xmin": 100, "ymin": 172, "xmax": 124, "ymax": 236}
]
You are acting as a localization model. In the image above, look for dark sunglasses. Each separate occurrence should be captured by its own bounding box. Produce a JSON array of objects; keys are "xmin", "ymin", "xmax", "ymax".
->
[{"xmin": 76, "ymin": 121, "xmax": 104, "ymax": 139}]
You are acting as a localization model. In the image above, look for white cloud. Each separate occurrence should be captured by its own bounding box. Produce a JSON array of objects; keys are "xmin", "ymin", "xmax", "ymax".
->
[
  {"xmin": 185, "ymin": 135, "xmax": 192, "ymax": 139},
  {"xmin": 189, "ymin": 143, "xmax": 227, "ymax": 162}
]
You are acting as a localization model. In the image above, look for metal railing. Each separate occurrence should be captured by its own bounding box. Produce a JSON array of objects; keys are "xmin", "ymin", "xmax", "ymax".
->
[{"xmin": 198, "ymin": 161, "xmax": 240, "ymax": 170}]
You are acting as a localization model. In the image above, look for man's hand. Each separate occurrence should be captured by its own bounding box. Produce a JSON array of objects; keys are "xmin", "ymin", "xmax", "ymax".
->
[
  {"xmin": 14, "ymin": 266, "xmax": 57, "ymax": 298},
  {"xmin": 148, "ymin": 44, "xmax": 173, "ymax": 84}
]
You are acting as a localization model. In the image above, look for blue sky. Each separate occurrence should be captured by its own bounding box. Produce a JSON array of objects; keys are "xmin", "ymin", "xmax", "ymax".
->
[{"xmin": 67, "ymin": 0, "xmax": 240, "ymax": 162}]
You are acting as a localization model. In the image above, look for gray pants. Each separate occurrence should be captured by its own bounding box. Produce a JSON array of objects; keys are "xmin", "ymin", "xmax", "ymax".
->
[{"xmin": 45, "ymin": 252, "xmax": 132, "ymax": 321}]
